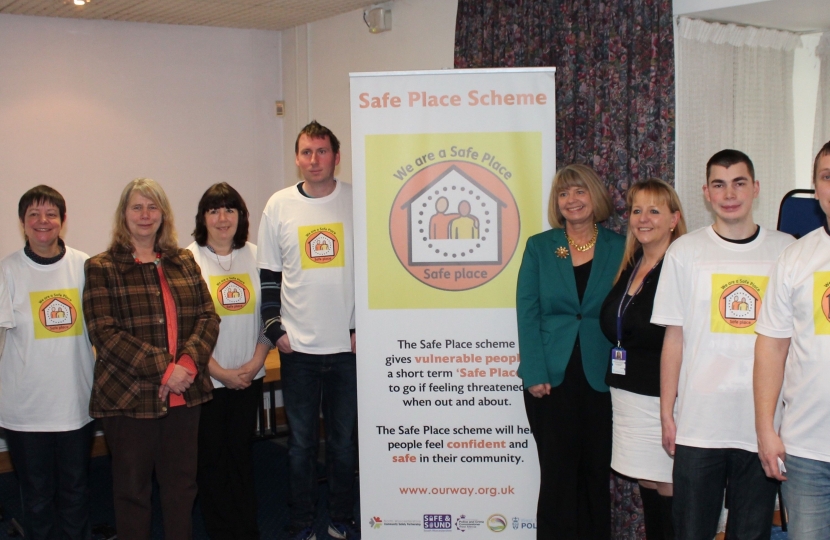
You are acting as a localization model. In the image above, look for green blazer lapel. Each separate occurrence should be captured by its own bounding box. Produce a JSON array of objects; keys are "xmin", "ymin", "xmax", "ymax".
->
[
  {"xmin": 583, "ymin": 226, "xmax": 613, "ymax": 306},
  {"xmin": 549, "ymin": 229, "xmax": 580, "ymax": 310}
]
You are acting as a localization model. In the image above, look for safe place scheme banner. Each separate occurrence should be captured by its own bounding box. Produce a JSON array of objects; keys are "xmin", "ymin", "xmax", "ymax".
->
[{"xmin": 350, "ymin": 68, "xmax": 556, "ymax": 537}]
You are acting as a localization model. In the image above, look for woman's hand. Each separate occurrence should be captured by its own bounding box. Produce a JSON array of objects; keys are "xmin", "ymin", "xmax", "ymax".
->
[
  {"xmin": 527, "ymin": 383, "xmax": 551, "ymax": 398},
  {"xmin": 213, "ymin": 365, "xmax": 252, "ymax": 390},
  {"xmin": 165, "ymin": 363, "xmax": 195, "ymax": 394},
  {"xmin": 661, "ymin": 414, "xmax": 677, "ymax": 457}
]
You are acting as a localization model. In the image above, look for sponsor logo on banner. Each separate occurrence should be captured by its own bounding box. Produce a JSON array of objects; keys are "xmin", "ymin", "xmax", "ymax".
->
[
  {"xmin": 423, "ymin": 514, "xmax": 452, "ymax": 531},
  {"xmin": 390, "ymin": 161, "xmax": 520, "ymax": 291},
  {"xmin": 487, "ymin": 514, "xmax": 507, "ymax": 532},
  {"xmin": 511, "ymin": 517, "xmax": 537, "ymax": 530},
  {"xmin": 368, "ymin": 516, "xmax": 383, "ymax": 529},
  {"xmin": 375, "ymin": 518, "xmax": 421, "ymax": 527},
  {"xmin": 455, "ymin": 515, "xmax": 484, "ymax": 532}
]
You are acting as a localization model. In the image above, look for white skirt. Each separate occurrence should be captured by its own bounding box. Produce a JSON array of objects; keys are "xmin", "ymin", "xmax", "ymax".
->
[{"xmin": 610, "ymin": 387, "xmax": 674, "ymax": 483}]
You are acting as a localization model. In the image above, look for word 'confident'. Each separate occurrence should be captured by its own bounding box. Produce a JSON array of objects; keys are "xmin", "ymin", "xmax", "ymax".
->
[{"xmin": 358, "ymin": 90, "xmax": 548, "ymax": 109}]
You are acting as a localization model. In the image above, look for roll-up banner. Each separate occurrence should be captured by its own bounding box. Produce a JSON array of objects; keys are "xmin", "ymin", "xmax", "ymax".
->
[{"xmin": 351, "ymin": 68, "xmax": 556, "ymax": 537}]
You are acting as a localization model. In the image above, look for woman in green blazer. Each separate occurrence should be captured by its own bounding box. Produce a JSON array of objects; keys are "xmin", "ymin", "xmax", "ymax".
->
[{"xmin": 516, "ymin": 164, "xmax": 625, "ymax": 539}]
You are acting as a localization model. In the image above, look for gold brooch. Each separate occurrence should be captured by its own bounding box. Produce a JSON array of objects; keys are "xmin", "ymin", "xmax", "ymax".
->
[{"xmin": 555, "ymin": 246, "xmax": 569, "ymax": 259}]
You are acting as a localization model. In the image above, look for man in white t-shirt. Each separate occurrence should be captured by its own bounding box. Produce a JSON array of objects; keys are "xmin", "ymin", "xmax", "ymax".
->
[
  {"xmin": 652, "ymin": 150, "xmax": 794, "ymax": 539},
  {"xmin": 258, "ymin": 121, "xmax": 358, "ymax": 540},
  {"xmin": 755, "ymin": 141, "xmax": 830, "ymax": 537}
]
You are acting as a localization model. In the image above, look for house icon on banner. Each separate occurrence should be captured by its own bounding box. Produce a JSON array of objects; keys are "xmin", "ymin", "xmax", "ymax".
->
[{"xmin": 399, "ymin": 165, "xmax": 506, "ymax": 266}]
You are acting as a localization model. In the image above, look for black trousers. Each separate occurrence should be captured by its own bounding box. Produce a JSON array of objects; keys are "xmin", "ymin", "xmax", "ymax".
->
[
  {"xmin": 197, "ymin": 379, "xmax": 262, "ymax": 540},
  {"xmin": 5, "ymin": 422, "xmax": 95, "ymax": 540},
  {"xmin": 103, "ymin": 405, "xmax": 201, "ymax": 540},
  {"xmin": 524, "ymin": 352, "xmax": 612, "ymax": 539}
]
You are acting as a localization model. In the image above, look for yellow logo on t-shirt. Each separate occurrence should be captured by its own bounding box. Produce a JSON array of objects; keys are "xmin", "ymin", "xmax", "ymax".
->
[
  {"xmin": 812, "ymin": 272, "xmax": 830, "ymax": 334},
  {"xmin": 209, "ymin": 274, "xmax": 256, "ymax": 317},
  {"xmin": 29, "ymin": 289, "xmax": 84, "ymax": 339},
  {"xmin": 299, "ymin": 223, "xmax": 345, "ymax": 269},
  {"xmin": 710, "ymin": 274, "xmax": 768, "ymax": 334}
]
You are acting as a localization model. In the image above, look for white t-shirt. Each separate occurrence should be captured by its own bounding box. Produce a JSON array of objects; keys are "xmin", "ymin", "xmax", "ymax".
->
[
  {"xmin": 651, "ymin": 226, "xmax": 794, "ymax": 451},
  {"xmin": 756, "ymin": 227, "xmax": 830, "ymax": 462},
  {"xmin": 0, "ymin": 270, "xmax": 12, "ymax": 330},
  {"xmin": 0, "ymin": 248, "xmax": 95, "ymax": 431},
  {"xmin": 188, "ymin": 242, "xmax": 266, "ymax": 388},
  {"xmin": 257, "ymin": 181, "xmax": 355, "ymax": 354}
]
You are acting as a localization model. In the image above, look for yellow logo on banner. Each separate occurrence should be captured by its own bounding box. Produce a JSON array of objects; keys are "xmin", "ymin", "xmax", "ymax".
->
[
  {"xmin": 710, "ymin": 274, "xmax": 768, "ymax": 334},
  {"xmin": 29, "ymin": 289, "xmax": 84, "ymax": 339},
  {"xmin": 209, "ymin": 274, "xmax": 256, "ymax": 316},
  {"xmin": 299, "ymin": 223, "xmax": 345, "ymax": 269},
  {"xmin": 366, "ymin": 132, "xmax": 542, "ymax": 310},
  {"xmin": 812, "ymin": 272, "xmax": 830, "ymax": 334}
]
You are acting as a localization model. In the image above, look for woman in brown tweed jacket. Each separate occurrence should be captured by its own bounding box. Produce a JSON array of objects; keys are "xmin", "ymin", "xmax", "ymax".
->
[{"xmin": 83, "ymin": 178, "xmax": 220, "ymax": 540}]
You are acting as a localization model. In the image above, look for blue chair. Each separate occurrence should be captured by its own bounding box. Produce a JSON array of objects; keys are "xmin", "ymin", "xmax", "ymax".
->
[{"xmin": 777, "ymin": 189, "xmax": 824, "ymax": 239}]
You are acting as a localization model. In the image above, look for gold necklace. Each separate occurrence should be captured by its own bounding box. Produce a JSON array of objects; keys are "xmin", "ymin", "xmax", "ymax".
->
[{"xmin": 565, "ymin": 223, "xmax": 598, "ymax": 252}]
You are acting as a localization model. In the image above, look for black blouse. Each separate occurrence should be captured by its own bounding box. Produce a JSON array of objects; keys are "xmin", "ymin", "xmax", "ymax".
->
[{"xmin": 599, "ymin": 256, "xmax": 665, "ymax": 397}]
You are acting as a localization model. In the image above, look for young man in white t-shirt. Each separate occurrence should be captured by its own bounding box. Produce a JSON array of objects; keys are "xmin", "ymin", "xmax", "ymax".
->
[
  {"xmin": 755, "ymin": 141, "xmax": 830, "ymax": 537},
  {"xmin": 258, "ymin": 121, "xmax": 358, "ymax": 540},
  {"xmin": 652, "ymin": 150, "xmax": 794, "ymax": 539}
]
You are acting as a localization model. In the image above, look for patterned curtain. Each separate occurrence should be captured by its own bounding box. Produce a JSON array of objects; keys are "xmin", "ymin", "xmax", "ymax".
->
[
  {"xmin": 455, "ymin": 2, "xmax": 675, "ymax": 537},
  {"xmin": 455, "ymin": 0, "xmax": 675, "ymax": 232}
]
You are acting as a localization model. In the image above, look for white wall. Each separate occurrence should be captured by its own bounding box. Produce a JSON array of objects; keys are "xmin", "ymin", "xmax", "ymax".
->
[
  {"xmin": 281, "ymin": 0, "xmax": 458, "ymax": 186},
  {"xmin": 0, "ymin": 14, "xmax": 283, "ymax": 260},
  {"xmin": 794, "ymin": 33, "xmax": 822, "ymax": 188}
]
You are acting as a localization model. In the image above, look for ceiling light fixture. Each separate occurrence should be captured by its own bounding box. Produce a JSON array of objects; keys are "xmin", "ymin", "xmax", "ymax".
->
[{"xmin": 363, "ymin": 3, "xmax": 392, "ymax": 34}]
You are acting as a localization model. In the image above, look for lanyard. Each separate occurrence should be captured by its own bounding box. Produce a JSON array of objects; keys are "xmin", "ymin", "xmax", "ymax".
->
[{"xmin": 615, "ymin": 258, "xmax": 658, "ymax": 347}]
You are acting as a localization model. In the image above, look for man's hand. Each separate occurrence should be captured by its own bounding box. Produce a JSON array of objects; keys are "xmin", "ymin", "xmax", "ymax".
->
[
  {"xmin": 276, "ymin": 334, "xmax": 293, "ymax": 354},
  {"xmin": 757, "ymin": 428, "xmax": 787, "ymax": 481},
  {"xmin": 661, "ymin": 414, "xmax": 677, "ymax": 457},
  {"xmin": 351, "ymin": 332, "xmax": 356, "ymax": 354},
  {"xmin": 527, "ymin": 383, "xmax": 551, "ymax": 398}
]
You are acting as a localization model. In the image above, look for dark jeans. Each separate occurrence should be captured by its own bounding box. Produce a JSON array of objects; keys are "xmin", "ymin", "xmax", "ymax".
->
[
  {"xmin": 280, "ymin": 350, "xmax": 357, "ymax": 529},
  {"xmin": 5, "ymin": 422, "xmax": 95, "ymax": 540},
  {"xmin": 103, "ymin": 405, "xmax": 201, "ymax": 540},
  {"xmin": 197, "ymin": 379, "xmax": 263, "ymax": 540},
  {"xmin": 672, "ymin": 445, "xmax": 778, "ymax": 540},
  {"xmin": 524, "ymin": 353, "xmax": 612, "ymax": 539}
]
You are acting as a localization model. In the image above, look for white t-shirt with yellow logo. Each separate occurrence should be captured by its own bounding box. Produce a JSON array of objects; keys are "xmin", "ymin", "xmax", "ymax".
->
[
  {"xmin": 651, "ymin": 226, "xmax": 794, "ymax": 451},
  {"xmin": 257, "ymin": 180, "xmax": 355, "ymax": 354},
  {"xmin": 756, "ymin": 227, "xmax": 830, "ymax": 462},
  {"xmin": 188, "ymin": 241, "xmax": 266, "ymax": 388},
  {"xmin": 0, "ymin": 248, "xmax": 95, "ymax": 431}
]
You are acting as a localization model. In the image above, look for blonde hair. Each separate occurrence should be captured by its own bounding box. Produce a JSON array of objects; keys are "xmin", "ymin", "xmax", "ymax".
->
[
  {"xmin": 109, "ymin": 178, "xmax": 178, "ymax": 255},
  {"xmin": 615, "ymin": 178, "xmax": 687, "ymax": 283},
  {"xmin": 547, "ymin": 164, "xmax": 614, "ymax": 228}
]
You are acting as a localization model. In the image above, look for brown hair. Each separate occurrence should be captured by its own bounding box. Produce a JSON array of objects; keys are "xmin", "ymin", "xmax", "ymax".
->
[
  {"xmin": 615, "ymin": 178, "xmax": 687, "ymax": 283},
  {"xmin": 295, "ymin": 120, "xmax": 340, "ymax": 155},
  {"xmin": 547, "ymin": 164, "xmax": 614, "ymax": 228},
  {"xmin": 109, "ymin": 178, "xmax": 178, "ymax": 255},
  {"xmin": 706, "ymin": 149, "xmax": 755, "ymax": 182},
  {"xmin": 192, "ymin": 182, "xmax": 249, "ymax": 249}
]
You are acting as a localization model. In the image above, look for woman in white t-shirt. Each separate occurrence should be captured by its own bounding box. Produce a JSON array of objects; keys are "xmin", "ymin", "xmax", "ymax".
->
[
  {"xmin": 0, "ymin": 185, "xmax": 95, "ymax": 540},
  {"xmin": 188, "ymin": 182, "xmax": 269, "ymax": 540}
]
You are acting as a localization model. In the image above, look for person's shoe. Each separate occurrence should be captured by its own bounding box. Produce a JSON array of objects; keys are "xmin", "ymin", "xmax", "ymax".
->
[
  {"xmin": 288, "ymin": 526, "xmax": 316, "ymax": 540},
  {"xmin": 328, "ymin": 519, "xmax": 361, "ymax": 539}
]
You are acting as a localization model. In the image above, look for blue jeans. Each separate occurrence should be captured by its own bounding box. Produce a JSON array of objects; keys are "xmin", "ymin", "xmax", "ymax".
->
[
  {"xmin": 673, "ymin": 445, "xmax": 778, "ymax": 540},
  {"xmin": 781, "ymin": 454, "xmax": 830, "ymax": 539},
  {"xmin": 281, "ymin": 350, "xmax": 358, "ymax": 529},
  {"xmin": 5, "ymin": 422, "xmax": 95, "ymax": 540}
]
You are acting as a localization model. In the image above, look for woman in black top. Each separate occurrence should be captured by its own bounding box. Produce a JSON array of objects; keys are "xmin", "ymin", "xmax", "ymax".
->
[{"xmin": 600, "ymin": 179, "xmax": 686, "ymax": 540}]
